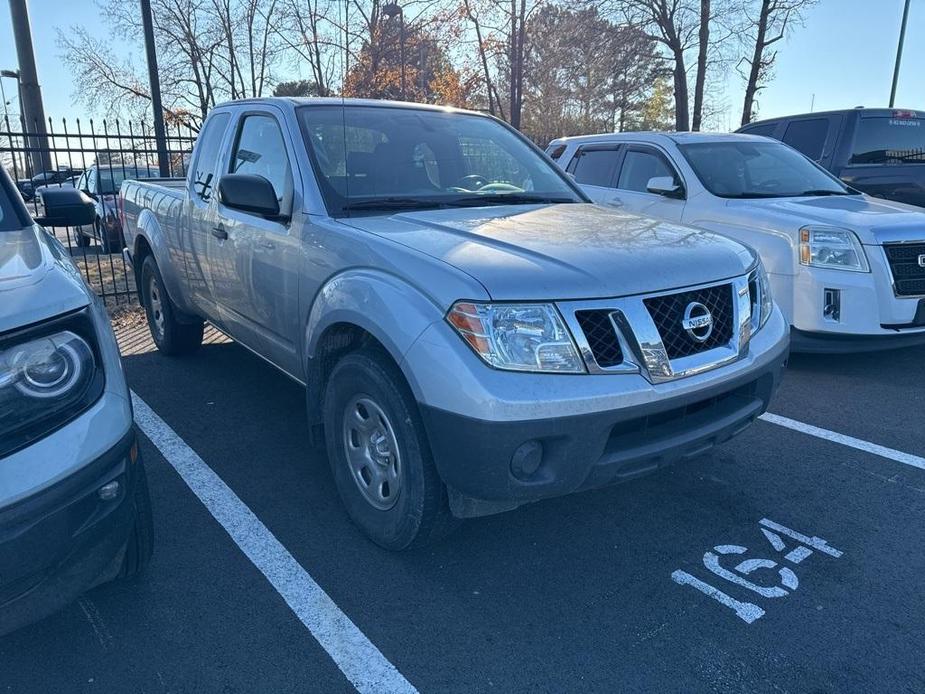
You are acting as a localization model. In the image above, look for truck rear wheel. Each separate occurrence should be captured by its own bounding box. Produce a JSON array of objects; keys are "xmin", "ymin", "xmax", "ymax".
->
[
  {"xmin": 323, "ymin": 349, "xmax": 457, "ymax": 550},
  {"xmin": 141, "ymin": 255, "xmax": 204, "ymax": 355}
]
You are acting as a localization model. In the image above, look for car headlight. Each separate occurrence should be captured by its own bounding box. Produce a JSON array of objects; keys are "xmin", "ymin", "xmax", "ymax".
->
[
  {"xmin": 750, "ymin": 261, "xmax": 774, "ymax": 332},
  {"xmin": 447, "ymin": 302, "xmax": 584, "ymax": 373},
  {"xmin": 0, "ymin": 316, "xmax": 104, "ymax": 458},
  {"xmin": 799, "ymin": 226, "xmax": 869, "ymax": 272}
]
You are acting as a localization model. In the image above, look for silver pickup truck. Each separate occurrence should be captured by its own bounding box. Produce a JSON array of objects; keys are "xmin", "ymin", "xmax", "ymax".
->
[{"xmin": 121, "ymin": 98, "xmax": 789, "ymax": 549}]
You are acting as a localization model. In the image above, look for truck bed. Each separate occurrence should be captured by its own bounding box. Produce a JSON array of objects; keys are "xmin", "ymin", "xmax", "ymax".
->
[{"xmin": 120, "ymin": 178, "xmax": 188, "ymax": 263}]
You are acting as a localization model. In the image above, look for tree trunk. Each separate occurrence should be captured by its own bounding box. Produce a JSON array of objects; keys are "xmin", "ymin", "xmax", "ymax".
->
[
  {"xmin": 691, "ymin": 0, "xmax": 710, "ymax": 131},
  {"xmin": 742, "ymin": 0, "xmax": 771, "ymax": 125},
  {"xmin": 672, "ymin": 47, "xmax": 690, "ymax": 131}
]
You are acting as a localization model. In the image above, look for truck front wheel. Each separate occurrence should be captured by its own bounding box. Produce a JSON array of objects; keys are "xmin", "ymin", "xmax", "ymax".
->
[
  {"xmin": 140, "ymin": 255, "xmax": 204, "ymax": 355},
  {"xmin": 323, "ymin": 349, "xmax": 457, "ymax": 550}
]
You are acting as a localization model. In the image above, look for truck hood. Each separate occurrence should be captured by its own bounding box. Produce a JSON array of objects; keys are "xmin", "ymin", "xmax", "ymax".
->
[
  {"xmin": 0, "ymin": 225, "xmax": 91, "ymax": 333},
  {"xmin": 344, "ymin": 203, "xmax": 756, "ymax": 301},
  {"xmin": 725, "ymin": 194, "xmax": 925, "ymax": 245}
]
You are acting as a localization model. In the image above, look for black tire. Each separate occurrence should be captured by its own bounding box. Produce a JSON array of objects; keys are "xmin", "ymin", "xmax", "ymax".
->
[
  {"xmin": 74, "ymin": 228, "xmax": 91, "ymax": 248},
  {"xmin": 119, "ymin": 461, "xmax": 154, "ymax": 579},
  {"xmin": 323, "ymin": 349, "xmax": 457, "ymax": 550},
  {"xmin": 99, "ymin": 220, "xmax": 122, "ymax": 254},
  {"xmin": 140, "ymin": 255, "xmax": 204, "ymax": 355}
]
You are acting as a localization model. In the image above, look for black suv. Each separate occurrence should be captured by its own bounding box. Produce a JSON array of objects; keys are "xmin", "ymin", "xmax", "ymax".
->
[{"xmin": 737, "ymin": 108, "xmax": 925, "ymax": 209}]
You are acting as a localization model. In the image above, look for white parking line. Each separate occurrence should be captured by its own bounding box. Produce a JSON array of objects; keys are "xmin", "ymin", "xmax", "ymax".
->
[
  {"xmin": 130, "ymin": 392, "xmax": 418, "ymax": 694},
  {"xmin": 760, "ymin": 412, "xmax": 925, "ymax": 472}
]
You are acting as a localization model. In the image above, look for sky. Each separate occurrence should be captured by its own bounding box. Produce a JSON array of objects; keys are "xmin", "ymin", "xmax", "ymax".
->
[{"xmin": 0, "ymin": 0, "xmax": 923, "ymax": 130}]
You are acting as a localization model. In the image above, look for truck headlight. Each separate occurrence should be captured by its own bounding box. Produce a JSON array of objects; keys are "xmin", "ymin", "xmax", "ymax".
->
[
  {"xmin": 799, "ymin": 226, "xmax": 869, "ymax": 272},
  {"xmin": 447, "ymin": 302, "xmax": 584, "ymax": 373},
  {"xmin": 0, "ymin": 316, "xmax": 104, "ymax": 458},
  {"xmin": 755, "ymin": 261, "xmax": 773, "ymax": 331}
]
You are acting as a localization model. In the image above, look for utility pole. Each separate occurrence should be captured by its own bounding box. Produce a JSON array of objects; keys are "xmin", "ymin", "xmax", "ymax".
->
[
  {"xmin": 140, "ymin": 0, "xmax": 170, "ymax": 176},
  {"xmin": 8, "ymin": 0, "xmax": 50, "ymax": 175},
  {"xmin": 889, "ymin": 0, "xmax": 911, "ymax": 108}
]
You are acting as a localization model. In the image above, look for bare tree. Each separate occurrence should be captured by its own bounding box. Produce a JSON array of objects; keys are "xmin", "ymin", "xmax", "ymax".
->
[
  {"xmin": 691, "ymin": 0, "xmax": 709, "ymax": 130},
  {"xmin": 617, "ymin": 0, "xmax": 699, "ymax": 131},
  {"xmin": 739, "ymin": 0, "xmax": 816, "ymax": 125},
  {"xmin": 58, "ymin": 0, "xmax": 284, "ymax": 126}
]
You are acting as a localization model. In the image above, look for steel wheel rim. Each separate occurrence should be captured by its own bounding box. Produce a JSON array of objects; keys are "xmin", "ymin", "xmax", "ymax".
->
[
  {"xmin": 147, "ymin": 274, "xmax": 165, "ymax": 341},
  {"xmin": 342, "ymin": 395, "xmax": 402, "ymax": 511}
]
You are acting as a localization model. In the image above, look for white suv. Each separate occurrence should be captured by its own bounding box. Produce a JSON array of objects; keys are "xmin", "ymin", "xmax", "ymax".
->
[{"xmin": 549, "ymin": 132, "xmax": 925, "ymax": 353}]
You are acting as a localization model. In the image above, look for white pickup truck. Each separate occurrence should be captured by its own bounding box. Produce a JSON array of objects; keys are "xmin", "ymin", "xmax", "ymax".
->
[{"xmin": 121, "ymin": 98, "xmax": 788, "ymax": 548}]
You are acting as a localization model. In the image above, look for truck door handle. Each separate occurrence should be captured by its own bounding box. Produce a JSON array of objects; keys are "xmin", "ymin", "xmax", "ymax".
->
[
  {"xmin": 211, "ymin": 225, "xmax": 228, "ymax": 240},
  {"xmin": 257, "ymin": 240, "xmax": 275, "ymax": 250}
]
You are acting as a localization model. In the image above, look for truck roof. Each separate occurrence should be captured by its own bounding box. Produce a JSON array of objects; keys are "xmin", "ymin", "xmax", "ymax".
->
[
  {"xmin": 744, "ymin": 107, "xmax": 925, "ymax": 127},
  {"xmin": 212, "ymin": 96, "xmax": 492, "ymax": 119}
]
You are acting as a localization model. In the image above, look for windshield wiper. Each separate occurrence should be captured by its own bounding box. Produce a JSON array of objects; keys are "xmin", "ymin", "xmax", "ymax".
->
[
  {"xmin": 795, "ymin": 189, "xmax": 852, "ymax": 196},
  {"xmin": 444, "ymin": 193, "xmax": 577, "ymax": 207},
  {"xmin": 342, "ymin": 197, "xmax": 447, "ymax": 212}
]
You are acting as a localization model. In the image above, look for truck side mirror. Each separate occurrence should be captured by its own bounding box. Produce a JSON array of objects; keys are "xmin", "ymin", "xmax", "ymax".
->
[
  {"xmin": 647, "ymin": 176, "xmax": 685, "ymax": 199},
  {"xmin": 218, "ymin": 174, "xmax": 281, "ymax": 219},
  {"xmin": 35, "ymin": 188, "xmax": 95, "ymax": 227}
]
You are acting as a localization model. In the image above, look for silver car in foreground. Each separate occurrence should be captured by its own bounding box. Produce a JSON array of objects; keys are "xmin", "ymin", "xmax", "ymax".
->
[
  {"xmin": 121, "ymin": 98, "xmax": 789, "ymax": 549},
  {"xmin": 0, "ymin": 170, "xmax": 153, "ymax": 636}
]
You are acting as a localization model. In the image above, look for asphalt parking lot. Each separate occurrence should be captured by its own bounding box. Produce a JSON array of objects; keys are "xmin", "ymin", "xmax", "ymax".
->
[{"xmin": 2, "ymin": 317, "xmax": 924, "ymax": 694}]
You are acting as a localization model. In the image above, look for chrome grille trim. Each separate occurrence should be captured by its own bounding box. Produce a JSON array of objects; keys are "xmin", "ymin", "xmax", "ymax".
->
[{"xmin": 560, "ymin": 271, "xmax": 758, "ymax": 383}]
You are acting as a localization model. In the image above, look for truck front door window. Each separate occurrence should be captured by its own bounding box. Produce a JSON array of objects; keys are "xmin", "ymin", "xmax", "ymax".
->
[{"xmin": 230, "ymin": 115, "xmax": 293, "ymax": 210}]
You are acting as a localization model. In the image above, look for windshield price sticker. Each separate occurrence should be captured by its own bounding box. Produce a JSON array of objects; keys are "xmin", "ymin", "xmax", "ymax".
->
[{"xmin": 671, "ymin": 518, "xmax": 843, "ymax": 624}]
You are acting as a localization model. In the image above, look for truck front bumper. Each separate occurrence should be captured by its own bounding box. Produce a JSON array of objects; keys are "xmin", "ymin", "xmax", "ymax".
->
[{"xmin": 405, "ymin": 308, "xmax": 789, "ymax": 517}]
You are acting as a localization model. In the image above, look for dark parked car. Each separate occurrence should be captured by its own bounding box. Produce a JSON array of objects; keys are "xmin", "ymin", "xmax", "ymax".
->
[
  {"xmin": 15, "ymin": 178, "xmax": 34, "ymax": 202},
  {"xmin": 30, "ymin": 167, "xmax": 84, "ymax": 188},
  {"xmin": 74, "ymin": 165, "xmax": 159, "ymax": 252},
  {"xmin": 737, "ymin": 107, "xmax": 925, "ymax": 209}
]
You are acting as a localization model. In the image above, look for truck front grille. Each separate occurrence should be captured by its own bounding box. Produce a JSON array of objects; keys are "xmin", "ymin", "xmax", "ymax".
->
[
  {"xmin": 575, "ymin": 310, "xmax": 623, "ymax": 367},
  {"xmin": 884, "ymin": 243, "xmax": 925, "ymax": 296},
  {"xmin": 643, "ymin": 284, "xmax": 734, "ymax": 359}
]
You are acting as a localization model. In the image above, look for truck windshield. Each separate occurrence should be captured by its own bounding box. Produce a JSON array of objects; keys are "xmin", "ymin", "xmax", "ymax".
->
[
  {"xmin": 850, "ymin": 116, "xmax": 925, "ymax": 164},
  {"xmin": 678, "ymin": 140, "xmax": 853, "ymax": 199},
  {"xmin": 297, "ymin": 105, "xmax": 583, "ymax": 216}
]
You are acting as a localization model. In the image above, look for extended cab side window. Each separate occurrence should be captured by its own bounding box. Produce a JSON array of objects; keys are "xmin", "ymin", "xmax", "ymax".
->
[
  {"xmin": 191, "ymin": 113, "xmax": 230, "ymax": 202},
  {"xmin": 567, "ymin": 147, "xmax": 619, "ymax": 187},
  {"xmin": 230, "ymin": 115, "xmax": 293, "ymax": 208},
  {"xmin": 782, "ymin": 119, "xmax": 828, "ymax": 161},
  {"xmin": 617, "ymin": 148, "xmax": 679, "ymax": 193}
]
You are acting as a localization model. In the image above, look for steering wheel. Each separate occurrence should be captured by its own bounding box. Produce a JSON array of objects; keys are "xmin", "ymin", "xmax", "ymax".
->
[{"xmin": 454, "ymin": 174, "xmax": 489, "ymax": 191}]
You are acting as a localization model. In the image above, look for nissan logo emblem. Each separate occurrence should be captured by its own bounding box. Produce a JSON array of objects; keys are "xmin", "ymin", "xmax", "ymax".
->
[
  {"xmin": 682, "ymin": 302, "xmax": 714, "ymax": 343},
  {"xmin": 918, "ymin": 254, "xmax": 925, "ymax": 268}
]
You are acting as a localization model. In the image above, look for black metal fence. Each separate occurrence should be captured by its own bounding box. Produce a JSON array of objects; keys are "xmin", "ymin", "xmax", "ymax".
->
[{"xmin": 0, "ymin": 115, "xmax": 196, "ymax": 306}]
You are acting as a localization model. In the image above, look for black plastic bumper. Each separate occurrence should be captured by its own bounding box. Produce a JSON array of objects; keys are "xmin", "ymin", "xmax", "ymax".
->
[
  {"xmin": 421, "ymin": 351, "xmax": 787, "ymax": 518},
  {"xmin": 791, "ymin": 326, "xmax": 925, "ymax": 354},
  {"xmin": 0, "ymin": 429, "xmax": 141, "ymax": 637}
]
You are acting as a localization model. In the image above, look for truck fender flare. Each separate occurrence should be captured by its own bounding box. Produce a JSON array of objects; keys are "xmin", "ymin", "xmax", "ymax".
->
[
  {"xmin": 302, "ymin": 268, "xmax": 444, "ymax": 425},
  {"xmin": 133, "ymin": 209, "xmax": 195, "ymax": 315}
]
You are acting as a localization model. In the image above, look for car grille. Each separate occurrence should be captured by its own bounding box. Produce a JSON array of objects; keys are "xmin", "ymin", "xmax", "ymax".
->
[
  {"xmin": 576, "ymin": 310, "xmax": 624, "ymax": 367},
  {"xmin": 643, "ymin": 284, "xmax": 735, "ymax": 359},
  {"xmin": 884, "ymin": 243, "xmax": 925, "ymax": 296}
]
